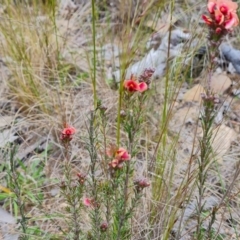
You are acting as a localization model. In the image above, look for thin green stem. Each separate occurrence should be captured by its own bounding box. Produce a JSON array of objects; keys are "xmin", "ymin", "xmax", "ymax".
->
[
  {"xmin": 116, "ymin": 72, "xmax": 124, "ymax": 146},
  {"xmin": 196, "ymin": 30, "xmax": 223, "ymax": 238},
  {"xmin": 162, "ymin": 0, "xmax": 174, "ymax": 146},
  {"xmin": 91, "ymin": 0, "xmax": 98, "ymax": 109}
]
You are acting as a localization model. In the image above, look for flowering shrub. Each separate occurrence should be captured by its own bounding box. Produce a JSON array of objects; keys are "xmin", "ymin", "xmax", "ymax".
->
[
  {"xmin": 202, "ymin": 0, "xmax": 239, "ymax": 33},
  {"xmin": 195, "ymin": 0, "xmax": 239, "ymax": 238}
]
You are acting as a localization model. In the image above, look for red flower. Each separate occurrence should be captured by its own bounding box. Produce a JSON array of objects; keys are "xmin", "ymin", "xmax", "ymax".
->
[
  {"xmin": 124, "ymin": 79, "xmax": 140, "ymax": 92},
  {"xmin": 202, "ymin": 0, "xmax": 239, "ymax": 31},
  {"xmin": 138, "ymin": 82, "xmax": 148, "ymax": 92},
  {"xmin": 208, "ymin": 0, "xmax": 238, "ymax": 14},
  {"xmin": 83, "ymin": 198, "xmax": 99, "ymax": 208},
  {"xmin": 60, "ymin": 125, "xmax": 76, "ymax": 141},
  {"xmin": 62, "ymin": 126, "xmax": 76, "ymax": 135},
  {"xmin": 83, "ymin": 197, "xmax": 92, "ymax": 207},
  {"xmin": 225, "ymin": 11, "xmax": 239, "ymax": 29},
  {"xmin": 202, "ymin": 15, "xmax": 213, "ymax": 25},
  {"xmin": 124, "ymin": 76, "xmax": 148, "ymax": 93}
]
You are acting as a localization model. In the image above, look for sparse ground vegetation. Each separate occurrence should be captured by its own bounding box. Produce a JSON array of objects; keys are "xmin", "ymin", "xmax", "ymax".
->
[{"xmin": 0, "ymin": 0, "xmax": 240, "ymax": 239}]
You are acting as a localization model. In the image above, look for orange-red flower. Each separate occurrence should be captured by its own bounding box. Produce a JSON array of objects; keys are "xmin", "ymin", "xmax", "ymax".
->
[
  {"xmin": 107, "ymin": 145, "xmax": 130, "ymax": 160},
  {"xmin": 107, "ymin": 145, "xmax": 131, "ymax": 169},
  {"xmin": 124, "ymin": 79, "xmax": 139, "ymax": 92},
  {"xmin": 202, "ymin": 15, "xmax": 214, "ymax": 25},
  {"xmin": 108, "ymin": 159, "xmax": 121, "ymax": 169},
  {"xmin": 202, "ymin": 0, "xmax": 239, "ymax": 31},
  {"xmin": 115, "ymin": 147, "xmax": 131, "ymax": 161},
  {"xmin": 124, "ymin": 77, "xmax": 148, "ymax": 93}
]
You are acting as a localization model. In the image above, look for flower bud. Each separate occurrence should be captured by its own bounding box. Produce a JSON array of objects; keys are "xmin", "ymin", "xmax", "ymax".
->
[
  {"xmin": 100, "ymin": 222, "xmax": 108, "ymax": 232},
  {"xmin": 134, "ymin": 177, "xmax": 150, "ymax": 193},
  {"xmin": 77, "ymin": 172, "xmax": 87, "ymax": 185}
]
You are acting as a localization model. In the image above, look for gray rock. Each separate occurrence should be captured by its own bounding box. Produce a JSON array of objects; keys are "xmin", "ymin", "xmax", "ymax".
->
[
  {"xmin": 219, "ymin": 43, "xmax": 240, "ymax": 74},
  {"xmin": 113, "ymin": 29, "xmax": 191, "ymax": 82},
  {"xmin": 0, "ymin": 207, "xmax": 19, "ymax": 240}
]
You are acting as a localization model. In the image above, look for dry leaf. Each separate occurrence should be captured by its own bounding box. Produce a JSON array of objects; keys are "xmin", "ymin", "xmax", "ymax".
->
[
  {"xmin": 183, "ymin": 84, "xmax": 205, "ymax": 103},
  {"xmin": 231, "ymin": 98, "xmax": 240, "ymax": 113},
  {"xmin": 0, "ymin": 185, "xmax": 12, "ymax": 194},
  {"xmin": 212, "ymin": 125, "xmax": 237, "ymax": 162},
  {"xmin": 211, "ymin": 73, "xmax": 232, "ymax": 94},
  {"xmin": 170, "ymin": 103, "xmax": 202, "ymax": 162}
]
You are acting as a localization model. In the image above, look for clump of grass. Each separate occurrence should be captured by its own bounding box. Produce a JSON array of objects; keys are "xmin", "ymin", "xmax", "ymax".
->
[{"xmin": 0, "ymin": 0, "xmax": 77, "ymax": 115}]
